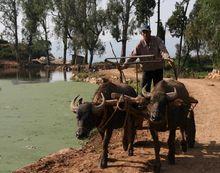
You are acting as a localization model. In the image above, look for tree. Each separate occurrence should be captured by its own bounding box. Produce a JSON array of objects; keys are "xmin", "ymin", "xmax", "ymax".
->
[
  {"xmin": 184, "ymin": 0, "xmax": 220, "ymax": 70},
  {"xmin": 107, "ymin": 0, "xmax": 135, "ymax": 60},
  {"xmin": 166, "ymin": 0, "xmax": 190, "ymax": 71},
  {"xmin": 106, "ymin": 0, "xmax": 156, "ymax": 62},
  {"xmin": 157, "ymin": 21, "xmax": 165, "ymax": 42},
  {"xmin": 53, "ymin": 0, "xmax": 75, "ymax": 65},
  {"xmin": 21, "ymin": 0, "xmax": 43, "ymax": 62},
  {"xmin": 134, "ymin": 0, "xmax": 156, "ymax": 24},
  {"xmin": 0, "ymin": 0, "xmax": 20, "ymax": 62},
  {"xmin": 184, "ymin": 1, "xmax": 204, "ymax": 68},
  {"xmin": 38, "ymin": 0, "xmax": 53, "ymax": 65},
  {"xmin": 71, "ymin": 0, "xmax": 106, "ymax": 68},
  {"xmin": 198, "ymin": 0, "xmax": 220, "ymax": 69}
]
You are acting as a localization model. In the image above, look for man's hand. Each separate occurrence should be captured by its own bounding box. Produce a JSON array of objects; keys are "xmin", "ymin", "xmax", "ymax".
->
[
  {"xmin": 168, "ymin": 57, "xmax": 174, "ymax": 63},
  {"xmin": 164, "ymin": 56, "xmax": 174, "ymax": 66},
  {"xmin": 167, "ymin": 57, "xmax": 174, "ymax": 65},
  {"xmin": 117, "ymin": 64, "xmax": 128, "ymax": 71}
]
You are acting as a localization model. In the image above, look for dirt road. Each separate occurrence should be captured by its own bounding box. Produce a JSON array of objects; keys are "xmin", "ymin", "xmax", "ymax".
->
[{"xmin": 14, "ymin": 72, "xmax": 220, "ymax": 173}]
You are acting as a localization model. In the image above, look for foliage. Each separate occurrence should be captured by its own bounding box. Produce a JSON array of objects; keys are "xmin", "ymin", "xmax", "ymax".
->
[
  {"xmin": 157, "ymin": 21, "xmax": 165, "ymax": 42},
  {"xmin": 0, "ymin": 0, "xmax": 20, "ymax": 61},
  {"xmin": 184, "ymin": 0, "xmax": 220, "ymax": 69},
  {"xmin": 21, "ymin": 0, "xmax": 41, "ymax": 38},
  {"xmin": 73, "ymin": 0, "xmax": 106, "ymax": 67},
  {"xmin": 0, "ymin": 39, "xmax": 14, "ymax": 60},
  {"xmin": 166, "ymin": 0, "xmax": 190, "ymax": 70},
  {"xmin": 166, "ymin": 1, "xmax": 188, "ymax": 38},
  {"xmin": 134, "ymin": 0, "xmax": 156, "ymax": 24},
  {"xmin": 20, "ymin": 0, "xmax": 43, "ymax": 61},
  {"xmin": 0, "ymin": 39, "xmax": 52, "ymax": 60},
  {"xmin": 106, "ymin": 0, "xmax": 137, "ymax": 57},
  {"xmin": 0, "ymin": 0, "xmax": 19, "ymax": 41},
  {"xmin": 106, "ymin": 0, "xmax": 156, "ymax": 57},
  {"xmin": 31, "ymin": 40, "xmax": 52, "ymax": 58}
]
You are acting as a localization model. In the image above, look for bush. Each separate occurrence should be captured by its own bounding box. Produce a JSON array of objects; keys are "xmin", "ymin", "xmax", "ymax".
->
[
  {"xmin": 0, "ymin": 39, "xmax": 14, "ymax": 60},
  {"xmin": 0, "ymin": 39, "xmax": 51, "ymax": 62}
]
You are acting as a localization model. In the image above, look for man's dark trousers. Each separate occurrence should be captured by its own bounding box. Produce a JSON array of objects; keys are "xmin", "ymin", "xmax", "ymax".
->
[{"xmin": 141, "ymin": 69, "xmax": 163, "ymax": 92}]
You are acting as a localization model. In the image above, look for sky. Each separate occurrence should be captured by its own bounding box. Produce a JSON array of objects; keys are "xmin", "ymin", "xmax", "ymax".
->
[{"xmin": 0, "ymin": 0, "xmax": 196, "ymax": 62}]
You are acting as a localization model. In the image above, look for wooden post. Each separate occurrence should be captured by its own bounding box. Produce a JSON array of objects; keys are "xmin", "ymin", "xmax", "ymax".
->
[{"xmin": 136, "ymin": 63, "xmax": 139, "ymax": 93}]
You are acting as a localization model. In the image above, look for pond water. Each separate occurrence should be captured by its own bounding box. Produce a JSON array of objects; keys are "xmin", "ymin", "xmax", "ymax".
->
[
  {"xmin": 0, "ymin": 68, "xmax": 73, "ymax": 84},
  {"xmin": 0, "ymin": 75, "xmax": 98, "ymax": 173}
]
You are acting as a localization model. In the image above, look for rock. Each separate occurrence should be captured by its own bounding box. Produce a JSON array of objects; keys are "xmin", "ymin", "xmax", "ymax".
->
[{"xmin": 206, "ymin": 69, "xmax": 220, "ymax": 79}]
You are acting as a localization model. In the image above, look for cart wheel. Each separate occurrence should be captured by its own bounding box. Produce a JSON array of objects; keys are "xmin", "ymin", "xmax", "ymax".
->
[{"xmin": 186, "ymin": 110, "xmax": 196, "ymax": 148}]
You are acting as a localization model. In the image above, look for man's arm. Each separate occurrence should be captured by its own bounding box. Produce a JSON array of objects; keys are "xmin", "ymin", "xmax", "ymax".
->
[
  {"xmin": 120, "ymin": 44, "xmax": 140, "ymax": 70},
  {"xmin": 157, "ymin": 37, "xmax": 174, "ymax": 63}
]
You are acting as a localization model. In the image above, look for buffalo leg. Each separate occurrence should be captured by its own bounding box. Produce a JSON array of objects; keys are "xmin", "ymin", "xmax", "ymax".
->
[
  {"xmin": 125, "ymin": 114, "xmax": 135, "ymax": 156},
  {"xmin": 167, "ymin": 129, "xmax": 176, "ymax": 164},
  {"xmin": 128, "ymin": 122, "xmax": 136, "ymax": 156},
  {"xmin": 98, "ymin": 129, "xmax": 105, "ymax": 140},
  {"xmin": 186, "ymin": 110, "xmax": 196, "ymax": 148},
  {"xmin": 180, "ymin": 128, "xmax": 187, "ymax": 152},
  {"xmin": 150, "ymin": 129, "xmax": 161, "ymax": 173},
  {"xmin": 100, "ymin": 129, "xmax": 113, "ymax": 169}
]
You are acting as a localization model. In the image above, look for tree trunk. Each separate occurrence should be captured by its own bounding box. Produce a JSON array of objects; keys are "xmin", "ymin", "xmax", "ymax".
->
[
  {"xmin": 28, "ymin": 34, "xmax": 33, "ymax": 63},
  {"xmin": 13, "ymin": 0, "xmax": 19, "ymax": 63},
  {"xmin": 63, "ymin": 8, "xmax": 69, "ymax": 66},
  {"xmin": 157, "ymin": 0, "xmax": 160, "ymax": 37},
  {"xmin": 120, "ymin": 0, "xmax": 130, "ymax": 63},
  {"xmin": 178, "ymin": 0, "xmax": 190, "ymax": 72},
  {"xmin": 121, "ymin": 39, "xmax": 127, "ymax": 57},
  {"xmin": 84, "ymin": 49, "xmax": 88, "ymax": 64},
  {"xmin": 42, "ymin": 19, "xmax": 50, "ymax": 65},
  {"xmin": 178, "ymin": 34, "xmax": 183, "ymax": 71},
  {"xmin": 196, "ymin": 43, "xmax": 201, "ymax": 68},
  {"xmin": 63, "ymin": 31, "xmax": 68, "ymax": 65},
  {"xmin": 181, "ymin": 44, "xmax": 190, "ymax": 69},
  {"xmin": 72, "ymin": 46, "xmax": 77, "ymax": 65},
  {"xmin": 89, "ymin": 49, "xmax": 94, "ymax": 69}
]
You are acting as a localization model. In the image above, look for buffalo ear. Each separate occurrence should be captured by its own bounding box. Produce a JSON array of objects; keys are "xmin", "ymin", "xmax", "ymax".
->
[
  {"xmin": 91, "ymin": 104, "xmax": 104, "ymax": 116},
  {"xmin": 78, "ymin": 98, "xmax": 83, "ymax": 105},
  {"xmin": 189, "ymin": 96, "xmax": 198, "ymax": 104}
]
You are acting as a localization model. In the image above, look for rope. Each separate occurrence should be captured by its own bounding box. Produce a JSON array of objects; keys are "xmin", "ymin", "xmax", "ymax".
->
[{"xmin": 98, "ymin": 106, "xmax": 118, "ymax": 132}]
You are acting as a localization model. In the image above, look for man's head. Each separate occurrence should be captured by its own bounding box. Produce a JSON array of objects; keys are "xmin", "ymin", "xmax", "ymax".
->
[{"xmin": 141, "ymin": 24, "xmax": 151, "ymax": 41}]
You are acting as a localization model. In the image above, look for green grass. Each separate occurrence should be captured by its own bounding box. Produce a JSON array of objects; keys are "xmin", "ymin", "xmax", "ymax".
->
[{"xmin": 0, "ymin": 80, "xmax": 98, "ymax": 173}]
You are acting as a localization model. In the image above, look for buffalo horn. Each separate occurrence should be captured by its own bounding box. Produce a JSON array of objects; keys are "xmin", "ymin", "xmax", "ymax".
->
[
  {"xmin": 70, "ymin": 95, "xmax": 81, "ymax": 113},
  {"xmin": 116, "ymin": 94, "xmax": 126, "ymax": 111},
  {"xmin": 166, "ymin": 87, "xmax": 178, "ymax": 101},
  {"xmin": 92, "ymin": 93, "xmax": 105, "ymax": 114},
  {"xmin": 141, "ymin": 84, "xmax": 151, "ymax": 99}
]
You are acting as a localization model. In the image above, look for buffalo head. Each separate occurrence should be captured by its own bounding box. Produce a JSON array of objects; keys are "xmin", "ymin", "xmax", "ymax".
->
[
  {"xmin": 70, "ymin": 93, "xmax": 105, "ymax": 140},
  {"xmin": 142, "ymin": 86, "xmax": 178, "ymax": 124}
]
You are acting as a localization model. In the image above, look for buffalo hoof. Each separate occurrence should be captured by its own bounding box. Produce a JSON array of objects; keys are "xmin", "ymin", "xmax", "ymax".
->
[
  {"xmin": 128, "ymin": 149, "xmax": 134, "ymax": 156},
  {"xmin": 181, "ymin": 141, "xmax": 187, "ymax": 152},
  {"xmin": 122, "ymin": 139, "xmax": 128, "ymax": 151},
  {"xmin": 188, "ymin": 140, "xmax": 195, "ymax": 148},
  {"xmin": 168, "ymin": 154, "xmax": 175, "ymax": 165},
  {"xmin": 100, "ymin": 159, "xmax": 107, "ymax": 169},
  {"xmin": 153, "ymin": 162, "xmax": 161, "ymax": 173}
]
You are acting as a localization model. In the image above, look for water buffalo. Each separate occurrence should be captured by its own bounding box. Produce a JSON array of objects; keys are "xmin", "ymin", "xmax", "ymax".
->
[
  {"xmin": 142, "ymin": 79, "xmax": 197, "ymax": 172},
  {"xmin": 70, "ymin": 79, "xmax": 141, "ymax": 168}
]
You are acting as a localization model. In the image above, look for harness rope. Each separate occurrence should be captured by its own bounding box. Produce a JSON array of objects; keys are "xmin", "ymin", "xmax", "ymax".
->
[
  {"xmin": 97, "ymin": 99, "xmax": 131, "ymax": 132},
  {"xmin": 97, "ymin": 106, "xmax": 118, "ymax": 132}
]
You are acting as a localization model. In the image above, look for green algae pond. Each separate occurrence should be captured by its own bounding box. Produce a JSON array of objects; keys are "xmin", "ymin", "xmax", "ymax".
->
[{"xmin": 0, "ymin": 79, "xmax": 98, "ymax": 173}]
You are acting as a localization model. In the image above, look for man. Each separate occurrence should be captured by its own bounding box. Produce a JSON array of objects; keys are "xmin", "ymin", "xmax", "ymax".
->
[{"xmin": 121, "ymin": 24, "xmax": 174, "ymax": 92}]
